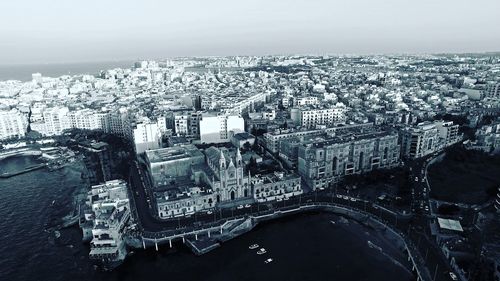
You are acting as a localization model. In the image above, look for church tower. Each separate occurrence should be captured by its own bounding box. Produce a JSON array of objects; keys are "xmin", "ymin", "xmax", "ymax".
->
[{"xmin": 219, "ymin": 149, "xmax": 226, "ymax": 187}]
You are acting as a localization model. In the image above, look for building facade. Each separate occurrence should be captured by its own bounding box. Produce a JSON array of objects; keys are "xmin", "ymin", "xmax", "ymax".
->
[
  {"xmin": 252, "ymin": 172, "xmax": 303, "ymax": 202},
  {"xmin": 298, "ymin": 132, "xmax": 400, "ymax": 190},
  {"xmin": 290, "ymin": 106, "xmax": 346, "ymax": 128},
  {"xmin": 0, "ymin": 109, "xmax": 28, "ymax": 140},
  {"xmin": 133, "ymin": 122, "xmax": 162, "ymax": 154},
  {"xmin": 199, "ymin": 113, "xmax": 244, "ymax": 144}
]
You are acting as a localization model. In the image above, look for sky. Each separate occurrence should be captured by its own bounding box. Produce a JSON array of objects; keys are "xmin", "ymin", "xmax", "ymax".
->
[{"xmin": 0, "ymin": 0, "xmax": 499, "ymax": 64}]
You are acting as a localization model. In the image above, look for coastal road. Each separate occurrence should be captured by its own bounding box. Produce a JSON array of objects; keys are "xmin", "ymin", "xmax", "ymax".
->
[
  {"xmin": 128, "ymin": 156, "xmax": 453, "ymax": 281},
  {"xmin": 406, "ymin": 153, "xmax": 454, "ymax": 281}
]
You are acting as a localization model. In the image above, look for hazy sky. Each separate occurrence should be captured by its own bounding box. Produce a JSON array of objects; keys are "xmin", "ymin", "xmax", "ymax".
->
[{"xmin": 0, "ymin": 0, "xmax": 499, "ymax": 64}]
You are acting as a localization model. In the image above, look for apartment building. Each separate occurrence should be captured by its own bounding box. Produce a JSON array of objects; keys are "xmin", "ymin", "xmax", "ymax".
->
[
  {"xmin": 0, "ymin": 108, "xmax": 28, "ymax": 140},
  {"xmin": 297, "ymin": 131, "xmax": 400, "ymax": 190},
  {"xmin": 290, "ymin": 105, "xmax": 346, "ymax": 128}
]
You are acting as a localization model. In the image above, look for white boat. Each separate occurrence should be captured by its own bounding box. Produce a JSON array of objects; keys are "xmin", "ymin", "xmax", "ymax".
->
[
  {"xmin": 257, "ymin": 248, "xmax": 267, "ymax": 255},
  {"xmin": 265, "ymin": 258, "xmax": 273, "ymax": 264},
  {"xmin": 330, "ymin": 220, "xmax": 336, "ymax": 225},
  {"xmin": 367, "ymin": 240, "xmax": 382, "ymax": 252},
  {"xmin": 248, "ymin": 244, "xmax": 259, "ymax": 250}
]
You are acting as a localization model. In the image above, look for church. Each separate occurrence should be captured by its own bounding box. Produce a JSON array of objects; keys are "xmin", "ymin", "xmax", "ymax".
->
[{"xmin": 195, "ymin": 146, "xmax": 252, "ymax": 203}]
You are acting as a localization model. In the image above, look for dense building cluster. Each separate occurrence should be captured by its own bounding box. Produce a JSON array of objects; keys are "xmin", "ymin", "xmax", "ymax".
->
[{"xmin": 2, "ymin": 54, "xmax": 500, "ymax": 215}]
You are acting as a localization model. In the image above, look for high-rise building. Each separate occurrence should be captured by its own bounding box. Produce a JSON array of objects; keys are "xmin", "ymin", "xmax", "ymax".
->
[
  {"xmin": 435, "ymin": 120, "xmax": 460, "ymax": 146},
  {"xmin": 400, "ymin": 121, "xmax": 460, "ymax": 159},
  {"xmin": 484, "ymin": 83, "xmax": 500, "ymax": 99},
  {"xmin": 0, "ymin": 109, "xmax": 28, "ymax": 140},
  {"xmin": 174, "ymin": 113, "xmax": 189, "ymax": 136},
  {"xmin": 199, "ymin": 113, "xmax": 244, "ymax": 144},
  {"xmin": 400, "ymin": 122, "xmax": 439, "ymax": 159},
  {"xmin": 41, "ymin": 106, "xmax": 71, "ymax": 136},
  {"xmin": 133, "ymin": 122, "xmax": 162, "ymax": 154}
]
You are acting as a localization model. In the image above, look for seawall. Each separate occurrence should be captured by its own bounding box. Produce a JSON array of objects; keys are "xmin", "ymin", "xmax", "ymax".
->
[{"xmin": 137, "ymin": 203, "xmax": 431, "ymax": 281}]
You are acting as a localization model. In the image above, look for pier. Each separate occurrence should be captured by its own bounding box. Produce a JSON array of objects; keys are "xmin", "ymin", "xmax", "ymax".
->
[
  {"xmin": 0, "ymin": 163, "xmax": 47, "ymax": 178},
  {"xmin": 0, "ymin": 148, "xmax": 42, "ymax": 161}
]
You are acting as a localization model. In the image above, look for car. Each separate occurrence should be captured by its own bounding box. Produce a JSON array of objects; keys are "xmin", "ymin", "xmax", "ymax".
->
[
  {"xmin": 414, "ymin": 177, "xmax": 419, "ymax": 182},
  {"xmin": 342, "ymin": 195, "xmax": 349, "ymax": 200},
  {"xmin": 245, "ymin": 204, "xmax": 251, "ymax": 208},
  {"xmin": 336, "ymin": 194, "xmax": 342, "ymax": 198},
  {"xmin": 318, "ymin": 187, "xmax": 325, "ymax": 190},
  {"xmin": 284, "ymin": 197, "xmax": 290, "ymax": 201},
  {"xmin": 421, "ymin": 178, "xmax": 426, "ymax": 183},
  {"xmin": 449, "ymin": 272, "xmax": 458, "ymax": 280},
  {"xmin": 237, "ymin": 205, "xmax": 244, "ymax": 209},
  {"xmin": 350, "ymin": 197, "xmax": 357, "ymax": 202},
  {"xmin": 206, "ymin": 211, "xmax": 213, "ymax": 215},
  {"xmin": 277, "ymin": 198, "xmax": 283, "ymax": 202}
]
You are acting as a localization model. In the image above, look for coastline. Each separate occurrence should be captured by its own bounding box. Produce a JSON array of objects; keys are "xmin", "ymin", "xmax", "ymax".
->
[{"xmin": 133, "ymin": 204, "xmax": 423, "ymax": 280}]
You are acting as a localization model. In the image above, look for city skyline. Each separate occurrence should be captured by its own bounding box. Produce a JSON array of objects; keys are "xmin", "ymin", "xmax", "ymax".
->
[
  {"xmin": 1, "ymin": 0, "xmax": 500, "ymax": 64},
  {"xmin": 1, "ymin": 1, "xmax": 500, "ymax": 280}
]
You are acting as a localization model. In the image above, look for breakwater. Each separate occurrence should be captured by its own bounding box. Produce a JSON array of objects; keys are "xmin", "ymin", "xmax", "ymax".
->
[{"xmin": 0, "ymin": 163, "xmax": 47, "ymax": 178}]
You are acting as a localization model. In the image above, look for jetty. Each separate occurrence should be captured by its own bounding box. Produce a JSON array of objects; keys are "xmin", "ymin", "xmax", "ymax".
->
[{"xmin": 0, "ymin": 163, "xmax": 47, "ymax": 178}]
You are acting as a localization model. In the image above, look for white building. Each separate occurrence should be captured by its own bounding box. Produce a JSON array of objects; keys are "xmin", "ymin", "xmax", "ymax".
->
[
  {"xmin": 41, "ymin": 107, "xmax": 71, "ymax": 136},
  {"xmin": 435, "ymin": 120, "xmax": 461, "ymax": 146},
  {"xmin": 400, "ymin": 120, "xmax": 462, "ymax": 159},
  {"xmin": 82, "ymin": 180, "xmax": 131, "ymax": 264},
  {"xmin": 294, "ymin": 96, "xmax": 319, "ymax": 106},
  {"xmin": 290, "ymin": 105, "xmax": 346, "ymax": 128},
  {"xmin": 0, "ymin": 109, "xmax": 28, "ymax": 140},
  {"xmin": 199, "ymin": 113, "xmax": 244, "ymax": 144},
  {"xmin": 67, "ymin": 109, "xmax": 102, "ymax": 131},
  {"xmin": 133, "ymin": 122, "xmax": 162, "ymax": 154}
]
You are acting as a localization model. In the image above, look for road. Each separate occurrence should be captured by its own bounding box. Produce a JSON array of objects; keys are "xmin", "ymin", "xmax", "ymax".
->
[
  {"xmin": 406, "ymin": 154, "xmax": 455, "ymax": 281},
  {"xmin": 128, "ymin": 155, "xmax": 454, "ymax": 281}
]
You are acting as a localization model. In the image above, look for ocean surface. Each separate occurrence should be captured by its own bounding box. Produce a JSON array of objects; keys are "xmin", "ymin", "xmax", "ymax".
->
[
  {"xmin": 0, "ymin": 61, "xmax": 134, "ymax": 82},
  {"xmin": 0, "ymin": 155, "xmax": 414, "ymax": 281}
]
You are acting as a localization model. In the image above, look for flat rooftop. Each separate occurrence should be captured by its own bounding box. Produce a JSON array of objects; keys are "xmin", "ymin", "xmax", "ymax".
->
[
  {"xmin": 301, "ymin": 130, "xmax": 397, "ymax": 149},
  {"xmin": 145, "ymin": 145, "xmax": 203, "ymax": 163},
  {"xmin": 437, "ymin": 218, "xmax": 463, "ymax": 232}
]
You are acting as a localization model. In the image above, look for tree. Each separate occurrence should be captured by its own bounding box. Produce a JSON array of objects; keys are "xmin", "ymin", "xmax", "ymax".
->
[{"xmin": 437, "ymin": 204, "xmax": 460, "ymax": 216}]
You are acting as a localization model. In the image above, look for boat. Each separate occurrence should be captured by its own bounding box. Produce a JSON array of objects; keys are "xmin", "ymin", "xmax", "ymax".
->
[
  {"xmin": 265, "ymin": 258, "xmax": 273, "ymax": 264},
  {"xmin": 367, "ymin": 240, "xmax": 382, "ymax": 252},
  {"xmin": 248, "ymin": 244, "xmax": 259, "ymax": 250},
  {"xmin": 257, "ymin": 248, "xmax": 267, "ymax": 255},
  {"xmin": 330, "ymin": 220, "xmax": 336, "ymax": 225}
]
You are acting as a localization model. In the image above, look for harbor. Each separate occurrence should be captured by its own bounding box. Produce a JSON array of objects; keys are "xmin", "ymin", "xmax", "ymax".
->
[
  {"xmin": 0, "ymin": 150, "xmax": 414, "ymax": 281},
  {"xmin": 0, "ymin": 147, "xmax": 78, "ymax": 178}
]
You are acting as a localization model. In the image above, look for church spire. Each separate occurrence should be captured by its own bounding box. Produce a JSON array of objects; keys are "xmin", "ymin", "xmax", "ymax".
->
[
  {"xmin": 236, "ymin": 148, "xmax": 242, "ymax": 166},
  {"xmin": 219, "ymin": 149, "xmax": 226, "ymax": 169}
]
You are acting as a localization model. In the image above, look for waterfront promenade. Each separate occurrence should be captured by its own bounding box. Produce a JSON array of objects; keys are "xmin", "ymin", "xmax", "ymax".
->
[{"xmin": 126, "ymin": 156, "xmax": 452, "ymax": 281}]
